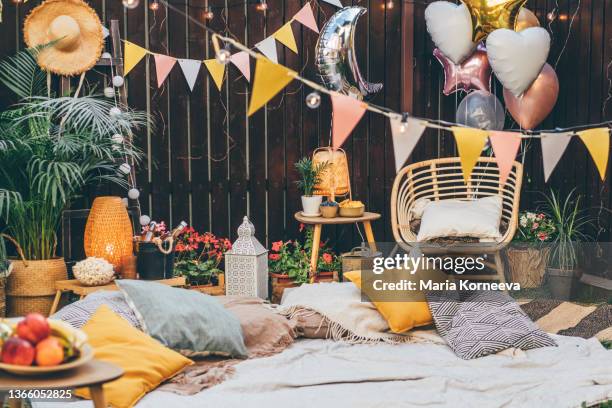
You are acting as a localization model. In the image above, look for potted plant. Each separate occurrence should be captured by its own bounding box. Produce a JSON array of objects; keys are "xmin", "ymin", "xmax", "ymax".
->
[
  {"xmin": 295, "ymin": 157, "xmax": 329, "ymax": 216},
  {"xmin": 0, "ymin": 235, "xmax": 15, "ymax": 317},
  {"xmin": 505, "ymin": 211, "xmax": 555, "ymax": 288},
  {"xmin": 174, "ymin": 227, "xmax": 231, "ymax": 291},
  {"xmin": 544, "ymin": 189, "xmax": 592, "ymax": 300},
  {"xmin": 0, "ymin": 48, "xmax": 146, "ymax": 315},
  {"xmin": 316, "ymin": 250, "xmax": 341, "ymax": 282},
  {"xmin": 268, "ymin": 238, "xmax": 310, "ymax": 303}
]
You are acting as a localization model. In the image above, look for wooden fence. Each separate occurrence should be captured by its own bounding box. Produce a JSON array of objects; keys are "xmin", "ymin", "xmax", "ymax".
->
[{"xmin": 0, "ymin": 0, "xmax": 611, "ymax": 255}]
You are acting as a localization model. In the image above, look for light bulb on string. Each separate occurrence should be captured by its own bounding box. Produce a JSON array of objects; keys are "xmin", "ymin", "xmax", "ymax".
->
[
  {"xmin": 139, "ymin": 215, "xmax": 151, "ymax": 226},
  {"xmin": 122, "ymin": 0, "xmax": 139, "ymax": 9},
  {"xmin": 118, "ymin": 163, "xmax": 132, "ymax": 175},
  {"xmin": 149, "ymin": 0, "xmax": 160, "ymax": 11},
  {"xmin": 399, "ymin": 113, "xmax": 409, "ymax": 133},
  {"xmin": 256, "ymin": 0, "xmax": 268, "ymax": 12},
  {"xmin": 128, "ymin": 188, "xmax": 141, "ymax": 200},
  {"xmin": 203, "ymin": 6, "xmax": 214, "ymax": 20},
  {"xmin": 305, "ymin": 92, "xmax": 321, "ymax": 109},
  {"xmin": 383, "ymin": 1, "xmax": 394, "ymax": 10},
  {"xmin": 112, "ymin": 75, "xmax": 125, "ymax": 87},
  {"xmin": 547, "ymin": 10, "xmax": 556, "ymax": 21},
  {"xmin": 216, "ymin": 44, "xmax": 232, "ymax": 65},
  {"xmin": 104, "ymin": 87, "xmax": 115, "ymax": 98},
  {"xmin": 109, "ymin": 107, "xmax": 122, "ymax": 118},
  {"xmin": 11, "ymin": 0, "xmax": 23, "ymax": 4}
]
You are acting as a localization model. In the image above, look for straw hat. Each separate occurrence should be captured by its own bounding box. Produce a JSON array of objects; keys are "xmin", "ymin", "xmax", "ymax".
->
[{"xmin": 23, "ymin": 0, "xmax": 103, "ymax": 76}]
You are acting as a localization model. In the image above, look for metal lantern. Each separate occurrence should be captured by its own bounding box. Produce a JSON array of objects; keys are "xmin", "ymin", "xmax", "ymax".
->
[{"xmin": 225, "ymin": 216, "xmax": 269, "ymax": 299}]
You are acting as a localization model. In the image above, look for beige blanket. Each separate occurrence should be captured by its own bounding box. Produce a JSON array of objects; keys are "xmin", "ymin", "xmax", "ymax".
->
[{"xmin": 278, "ymin": 282, "xmax": 415, "ymax": 344}]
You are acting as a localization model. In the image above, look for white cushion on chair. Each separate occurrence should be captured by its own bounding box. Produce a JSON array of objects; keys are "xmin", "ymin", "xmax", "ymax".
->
[{"xmin": 416, "ymin": 196, "xmax": 503, "ymax": 242}]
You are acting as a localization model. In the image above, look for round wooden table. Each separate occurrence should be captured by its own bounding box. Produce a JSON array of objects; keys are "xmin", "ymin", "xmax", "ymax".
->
[
  {"xmin": 295, "ymin": 211, "xmax": 381, "ymax": 281},
  {"xmin": 0, "ymin": 360, "xmax": 123, "ymax": 408}
]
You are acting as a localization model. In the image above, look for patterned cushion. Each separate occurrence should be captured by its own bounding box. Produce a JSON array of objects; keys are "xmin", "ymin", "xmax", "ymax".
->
[
  {"xmin": 426, "ymin": 291, "xmax": 556, "ymax": 359},
  {"xmin": 52, "ymin": 290, "xmax": 141, "ymax": 330}
]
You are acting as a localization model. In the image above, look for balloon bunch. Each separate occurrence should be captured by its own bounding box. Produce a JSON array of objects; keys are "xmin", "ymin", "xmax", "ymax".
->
[{"xmin": 425, "ymin": 1, "xmax": 559, "ymax": 130}]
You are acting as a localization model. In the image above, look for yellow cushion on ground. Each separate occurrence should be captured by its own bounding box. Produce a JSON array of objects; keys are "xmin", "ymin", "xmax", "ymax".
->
[
  {"xmin": 76, "ymin": 305, "xmax": 193, "ymax": 408},
  {"xmin": 344, "ymin": 270, "xmax": 433, "ymax": 333}
]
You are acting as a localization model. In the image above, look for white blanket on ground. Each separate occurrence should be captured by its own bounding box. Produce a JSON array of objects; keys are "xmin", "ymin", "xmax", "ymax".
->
[{"xmin": 34, "ymin": 334, "xmax": 612, "ymax": 408}]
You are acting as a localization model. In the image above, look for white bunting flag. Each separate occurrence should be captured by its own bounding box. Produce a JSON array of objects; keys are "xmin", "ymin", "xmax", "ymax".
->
[
  {"xmin": 389, "ymin": 115, "xmax": 426, "ymax": 172},
  {"xmin": 322, "ymin": 0, "xmax": 343, "ymax": 7},
  {"xmin": 256, "ymin": 36, "xmax": 278, "ymax": 64},
  {"xmin": 102, "ymin": 26, "xmax": 110, "ymax": 39},
  {"xmin": 230, "ymin": 51, "xmax": 251, "ymax": 82},
  {"xmin": 541, "ymin": 132, "xmax": 573, "ymax": 182},
  {"xmin": 177, "ymin": 59, "xmax": 202, "ymax": 91}
]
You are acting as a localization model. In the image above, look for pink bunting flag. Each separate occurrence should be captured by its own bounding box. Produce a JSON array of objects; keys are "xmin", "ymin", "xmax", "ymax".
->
[
  {"xmin": 489, "ymin": 131, "xmax": 522, "ymax": 185},
  {"xmin": 293, "ymin": 3, "xmax": 319, "ymax": 33},
  {"xmin": 153, "ymin": 54, "xmax": 177, "ymax": 87},
  {"xmin": 230, "ymin": 51, "xmax": 251, "ymax": 82},
  {"xmin": 331, "ymin": 93, "xmax": 366, "ymax": 149},
  {"xmin": 541, "ymin": 132, "xmax": 573, "ymax": 182}
]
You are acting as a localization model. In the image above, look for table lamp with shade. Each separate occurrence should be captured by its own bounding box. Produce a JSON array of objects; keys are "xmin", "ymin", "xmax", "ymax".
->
[{"xmin": 312, "ymin": 147, "xmax": 351, "ymax": 202}]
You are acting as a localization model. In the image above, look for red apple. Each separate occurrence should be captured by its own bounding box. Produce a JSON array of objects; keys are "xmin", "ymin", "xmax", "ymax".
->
[
  {"xmin": 1, "ymin": 337, "xmax": 35, "ymax": 366},
  {"xmin": 16, "ymin": 313, "xmax": 50, "ymax": 344},
  {"xmin": 35, "ymin": 337, "xmax": 64, "ymax": 367}
]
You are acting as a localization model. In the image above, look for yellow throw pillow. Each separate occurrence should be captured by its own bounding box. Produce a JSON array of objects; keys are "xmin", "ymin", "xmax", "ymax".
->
[
  {"xmin": 344, "ymin": 270, "xmax": 433, "ymax": 333},
  {"xmin": 76, "ymin": 305, "xmax": 193, "ymax": 408}
]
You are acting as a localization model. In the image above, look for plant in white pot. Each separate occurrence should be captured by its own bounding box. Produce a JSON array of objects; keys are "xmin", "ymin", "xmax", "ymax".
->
[
  {"xmin": 544, "ymin": 189, "xmax": 592, "ymax": 300},
  {"xmin": 0, "ymin": 48, "xmax": 147, "ymax": 315},
  {"xmin": 294, "ymin": 157, "xmax": 329, "ymax": 216}
]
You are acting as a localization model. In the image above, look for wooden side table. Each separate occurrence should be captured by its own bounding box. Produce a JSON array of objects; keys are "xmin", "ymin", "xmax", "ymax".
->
[
  {"xmin": 49, "ymin": 276, "xmax": 187, "ymax": 315},
  {"xmin": 295, "ymin": 212, "xmax": 381, "ymax": 281},
  {"xmin": 0, "ymin": 360, "xmax": 123, "ymax": 408}
]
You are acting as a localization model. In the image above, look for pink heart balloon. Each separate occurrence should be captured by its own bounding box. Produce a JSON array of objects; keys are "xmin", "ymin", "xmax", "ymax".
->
[{"xmin": 503, "ymin": 63, "xmax": 559, "ymax": 130}]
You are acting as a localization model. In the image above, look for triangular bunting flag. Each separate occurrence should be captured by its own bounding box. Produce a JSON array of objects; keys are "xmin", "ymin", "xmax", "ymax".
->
[
  {"xmin": 541, "ymin": 132, "xmax": 573, "ymax": 182},
  {"xmin": 230, "ymin": 51, "xmax": 251, "ymax": 82},
  {"xmin": 204, "ymin": 59, "xmax": 226, "ymax": 91},
  {"xmin": 293, "ymin": 3, "xmax": 319, "ymax": 33},
  {"xmin": 248, "ymin": 58, "xmax": 296, "ymax": 116},
  {"xmin": 331, "ymin": 93, "xmax": 367, "ymax": 149},
  {"xmin": 489, "ymin": 131, "xmax": 522, "ymax": 185},
  {"xmin": 153, "ymin": 54, "xmax": 177, "ymax": 88},
  {"xmin": 124, "ymin": 41, "xmax": 148, "ymax": 76},
  {"xmin": 256, "ymin": 36, "xmax": 278, "ymax": 63},
  {"xmin": 273, "ymin": 22, "xmax": 298, "ymax": 54},
  {"xmin": 577, "ymin": 128, "xmax": 610, "ymax": 181},
  {"xmin": 177, "ymin": 59, "xmax": 202, "ymax": 91},
  {"xmin": 322, "ymin": 0, "xmax": 343, "ymax": 7},
  {"xmin": 389, "ymin": 115, "xmax": 426, "ymax": 172},
  {"xmin": 102, "ymin": 26, "xmax": 110, "ymax": 39},
  {"xmin": 452, "ymin": 127, "xmax": 489, "ymax": 183}
]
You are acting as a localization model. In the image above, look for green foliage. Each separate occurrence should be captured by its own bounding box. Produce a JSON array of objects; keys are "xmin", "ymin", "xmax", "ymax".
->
[
  {"xmin": 544, "ymin": 189, "xmax": 592, "ymax": 270},
  {"xmin": 0, "ymin": 235, "xmax": 10, "ymax": 278},
  {"xmin": 294, "ymin": 157, "xmax": 329, "ymax": 196},
  {"xmin": 514, "ymin": 211, "xmax": 555, "ymax": 243},
  {"xmin": 0, "ymin": 48, "xmax": 149, "ymax": 260}
]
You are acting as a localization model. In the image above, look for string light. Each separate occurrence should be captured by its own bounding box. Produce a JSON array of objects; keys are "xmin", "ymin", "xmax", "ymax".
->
[
  {"xmin": 305, "ymin": 92, "xmax": 321, "ymax": 109},
  {"xmin": 122, "ymin": 0, "xmax": 139, "ymax": 10},
  {"xmin": 216, "ymin": 45, "xmax": 232, "ymax": 65},
  {"xmin": 149, "ymin": 0, "xmax": 160, "ymax": 11},
  {"xmin": 547, "ymin": 11, "xmax": 556, "ymax": 21},
  {"xmin": 256, "ymin": 0, "xmax": 268, "ymax": 12},
  {"xmin": 10, "ymin": 0, "xmax": 24, "ymax": 4},
  {"xmin": 399, "ymin": 113, "xmax": 409, "ymax": 133},
  {"xmin": 112, "ymin": 75, "xmax": 125, "ymax": 87},
  {"xmin": 385, "ymin": 1, "xmax": 394, "ymax": 10},
  {"xmin": 203, "ymin": 6, "xmax": 214, "ymax": 20}
]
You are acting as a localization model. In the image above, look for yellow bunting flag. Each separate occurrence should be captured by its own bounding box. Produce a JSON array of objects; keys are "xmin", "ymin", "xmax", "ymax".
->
[
  {"xmin": 273, "ymin": 22, "xmax": 298, "ymax": 54},
  {"xmin": 248, "ymin": 58, "xmax": 296, "ymax": 116},
  {"xmin": 124, "ymin": 41, "xmax": 148, "ymax": 76},
  {"xmin": 452, "ymin": 127, "xmax": 489, "ymax": 183},
  {"xmin": 577, "ymin": 127, "xmax": 610, "ymax": 181},
  {"xmin": 203, "ymin": 59, "xmax": 226, "ymax": 91}
]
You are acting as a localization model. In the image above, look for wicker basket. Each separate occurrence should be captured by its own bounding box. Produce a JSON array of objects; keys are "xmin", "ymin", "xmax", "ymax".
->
[
  {"xmin": 505, "ymin": 247, "xmax": 550, "ymax": 288},
  {"xmin": 7, "ymin": 258, "xmax": 67, "ymax": 317},
  {"xmin": 0, "ymin": 276, "xmax": 6, "ymax": 317},
  {"xmin": 312, "ymin": 147, "xmax": 351, "ymax": 199}
]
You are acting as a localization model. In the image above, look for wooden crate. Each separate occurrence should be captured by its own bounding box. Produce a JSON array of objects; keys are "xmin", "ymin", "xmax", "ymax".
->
[{"xmin": 188, "ymin": 274, "xmax": 225, "ymax": 296}]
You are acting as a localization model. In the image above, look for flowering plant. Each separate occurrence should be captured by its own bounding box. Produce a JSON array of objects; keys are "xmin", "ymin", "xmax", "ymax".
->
[
  {"xmin": 514, "ymin": 211, "xmax": 556, "ymax": 243},
  {"xmin": 173, "ymin": 227, "xmax": 232, "ymax": 285},
  {"xmin": 140, "ymin": 221, "xmax": 168, "ymax": 238},
  {"xmin": 317, "ymin": 251, "xmax": 341, "ymax": 272},
  {"xmin": 268, "ymin": 239, "xmax": 310, "ymax": 284}
]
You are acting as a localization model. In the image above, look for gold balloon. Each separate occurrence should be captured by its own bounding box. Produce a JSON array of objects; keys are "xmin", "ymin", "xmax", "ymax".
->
[
  {"xmin": 515, "ymin": 7, "xmax": 540, "ymax": 31},
  {"xmin": 462, "ymin": 0, "xmax": 528, "ymax": 43}
]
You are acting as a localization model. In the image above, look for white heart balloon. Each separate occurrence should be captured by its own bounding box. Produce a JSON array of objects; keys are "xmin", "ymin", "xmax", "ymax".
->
[
  {"xmin": 486, "ymin": 27, "xmax": 551, "ymax": 98},
  {"xmin": 425, "ymin": 1, "xmax": 475, "ymax": 65}
]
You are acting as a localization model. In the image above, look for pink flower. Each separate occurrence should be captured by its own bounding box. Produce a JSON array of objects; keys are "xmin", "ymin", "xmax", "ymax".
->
[
  {"xmin": 537, "ymin": 232, "xmax": 548, "ymax": 241},
  {"xmin": 531, "ymin": 222, "xmax": 539, "ymax": 230},
  {"xmin": 322, "ymin": 253, "xmax": 333, "ymax": 264},
  {"xmin": 537, "ymin": 213, "xmax": 545, "ymax": 220},
  {"xmin": 269, "ymin": 254, "xmax": 280, "ymax": 261},
  {"xmin": 299, "ymin": 223, "xmax": 305, "ymax": 232},
  {"xmin": 271, "ymin": 241, "xmax": 283, "ymax": 252}
]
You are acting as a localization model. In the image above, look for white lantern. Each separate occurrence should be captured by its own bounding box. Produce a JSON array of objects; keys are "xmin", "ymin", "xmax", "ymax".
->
[{"xmin": 224, "ymin": 216, "xmax": 268, "ymax": 299}]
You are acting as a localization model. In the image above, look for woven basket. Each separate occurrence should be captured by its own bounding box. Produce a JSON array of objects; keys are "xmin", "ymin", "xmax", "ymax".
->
[
  {"xmin": 7, "ymin": 258, "xmax": 67, "ymax": 316},
  {"xmin": 84, "ymin": 196, "xmax": 134, "ymax": 270},
  {"xmin": 312, "ymin": 147, "xmax": 351, "ymax": 200},
  {"xmin": 506, "ymin": 247, "xmax": 550, "ymax": 288},
  {"xmin": 0, "ymin": 276, "xmax": 6, "ymax": 317}
]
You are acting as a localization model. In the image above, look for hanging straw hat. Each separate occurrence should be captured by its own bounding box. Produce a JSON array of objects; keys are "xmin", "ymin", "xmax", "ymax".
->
[{"xmin": 23, "ymin": 0, "xmax": 103, "ymax": 76}]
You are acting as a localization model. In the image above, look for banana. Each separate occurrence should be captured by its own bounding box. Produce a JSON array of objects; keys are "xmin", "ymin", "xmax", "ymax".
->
[{"xmin": 49, "ymin": 320, "xmax": 88, "ymax": 349}]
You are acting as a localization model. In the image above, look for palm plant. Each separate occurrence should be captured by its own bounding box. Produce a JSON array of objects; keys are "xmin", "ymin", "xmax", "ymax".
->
[
  {"xmin": 294, "ymin": 157, "xmax": 329, "ymax": 196},
  {"xmin": 543, "ymin": 189, "xmax": 592, "ymax": 271},
  {"xmin": 0, "ymin": 47, "xmax": 148, "ymax": 260}
]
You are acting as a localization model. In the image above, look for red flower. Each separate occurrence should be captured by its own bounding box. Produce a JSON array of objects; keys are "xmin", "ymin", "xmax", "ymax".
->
[
  {"xmin": 537, "ymin": 232, "xmax": 548, "ymax": 241},
  {"xmin": 299, "ymin": 223, "xmax": 305, "ymax": 232},
  {"xmin": 271, "ymin": 241, "xmax": 283, "ymax": 252},
  {"xmin": 269, "ymin": 254, "xmax": 280, "ymax": 261},
  {"xmin": 175, "ymin": 243, "xmax": 186, "ymax": 252},
  {"xmin": 322, "ymin": 253, "xmax": 333, "ymax": 264},
  {"xmin": 537, "ymin": 213, "xmax": 545, "ymax": 220}
]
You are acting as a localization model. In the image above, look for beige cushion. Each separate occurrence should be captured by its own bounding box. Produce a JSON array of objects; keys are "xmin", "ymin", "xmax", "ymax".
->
[{"xmin": 416, "ymin": 196, "xmax": 503, "ymax": 242}]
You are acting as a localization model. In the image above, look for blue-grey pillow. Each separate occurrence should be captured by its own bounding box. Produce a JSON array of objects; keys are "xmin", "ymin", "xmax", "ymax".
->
[
  {"xmin": 116, "ymin": 280, "xmax": 247, "ymax": 358},
  {"xmin": 52, "ymin": 290, "xmax": 141, "ymax": 330}
]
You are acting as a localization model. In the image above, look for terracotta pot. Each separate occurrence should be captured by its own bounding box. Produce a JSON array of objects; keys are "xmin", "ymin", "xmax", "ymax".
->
[
  {"xmin": 313, "ymin": 270, "xmax": 339, "ymax": 283},
  {"xmin": 547, "ymin": 267, "xmax": 581, "ymax": 300},
  {"xmin": 7, "ymin": 258, "xmax": 68, "ymax": 316},
  {"xmin": 270, "ymin": 272, "xmax": 300, "ymax": 304}
]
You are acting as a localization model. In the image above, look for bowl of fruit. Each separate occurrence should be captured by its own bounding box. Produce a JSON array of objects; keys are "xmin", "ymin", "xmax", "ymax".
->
[
  {"xmin": 339, "ymin": 199, "xmax": 365, "ymax": 217},
  {"xmin": 0, "ymin": 313, "xmax": 92, "ymax": 376}
]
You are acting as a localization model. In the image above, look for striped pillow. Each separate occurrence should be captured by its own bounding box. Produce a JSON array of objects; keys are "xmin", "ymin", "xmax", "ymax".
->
[
  {"xmin": 52, "ymin": 290, "xmax": 141, "ymax": 330},
  {"xmin": 426, "ymin": 290, "xmax": 556, "ymax": 359}
]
